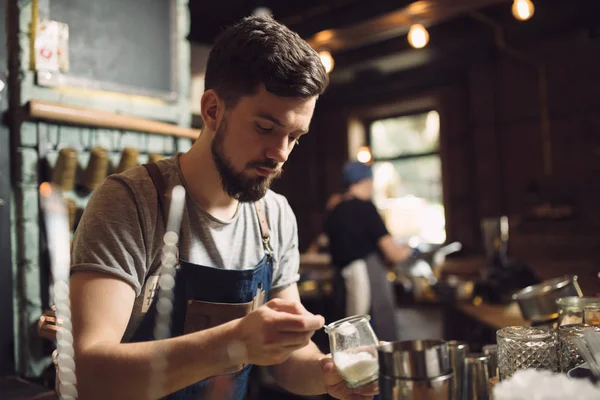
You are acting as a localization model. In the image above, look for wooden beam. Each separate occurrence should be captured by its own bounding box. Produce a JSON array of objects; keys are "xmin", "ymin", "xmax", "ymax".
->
[
  {"xmin": 26, "ymin": 100, "xmax": 200, "ymax": 140},
  {"xmin": 307, "ymin": 0, "xmax": 508, "ymax": 53}
]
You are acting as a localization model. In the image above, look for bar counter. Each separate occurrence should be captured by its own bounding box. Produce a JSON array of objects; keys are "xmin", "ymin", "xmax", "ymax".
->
[{"xmin": 454, "ymin": 302, "xmax": 526, "ymax": 330}]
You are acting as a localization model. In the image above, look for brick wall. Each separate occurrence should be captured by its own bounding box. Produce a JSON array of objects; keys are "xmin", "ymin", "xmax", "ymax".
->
[{"xmin": 11, "ymin": 0, "xmax": 193, "ymax": 378}]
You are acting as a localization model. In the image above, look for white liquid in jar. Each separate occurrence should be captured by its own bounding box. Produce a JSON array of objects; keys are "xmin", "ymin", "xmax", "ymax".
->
[{"xmin": 333, "ymin": 351, "xmax": 379, "ymax": 383}]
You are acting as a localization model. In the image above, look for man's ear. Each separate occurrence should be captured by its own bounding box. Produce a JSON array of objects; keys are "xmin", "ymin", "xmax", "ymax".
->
[{"xmin": 200, "ymin": 90, "xmax": 223, "ymax": 132}]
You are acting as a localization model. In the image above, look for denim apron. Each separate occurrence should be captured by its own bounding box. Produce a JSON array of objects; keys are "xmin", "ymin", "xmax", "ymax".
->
[{"xmin": 130, "ymin": 162, "xmax": 274, "ymax": 399}]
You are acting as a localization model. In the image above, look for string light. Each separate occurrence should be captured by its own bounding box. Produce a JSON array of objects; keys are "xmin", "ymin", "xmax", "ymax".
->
[
  {"xmin": 357, "ymin": 146, "xmax": 372, "ymax": 163},
  {"xmin": 319, "ymin": 50, "xmax": 335, "ymax": 73},
  {"xmin": 407, "ymin": 24, "xmax": 429, "ymax": 49},
  {"xmin": 512, "ymin": 0, "xmax": 535, "ymax": 21}
]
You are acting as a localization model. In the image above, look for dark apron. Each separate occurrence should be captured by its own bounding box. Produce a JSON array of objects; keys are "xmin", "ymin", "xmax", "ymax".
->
[
  {"xmin": 130, "ymin": 162, "xmax": 274, "ymax": 399},
  {"xmin": 332, "ymin": 253, "xmax": 399, "ymax": 342},
  {"xmin": 364, "ymin": 252, "xmax": 398, "ymax": 342}
]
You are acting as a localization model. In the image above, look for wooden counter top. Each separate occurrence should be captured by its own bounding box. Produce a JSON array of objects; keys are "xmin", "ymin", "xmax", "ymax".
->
[{"xmin": 454, "ymin": 301, "xmax": 527, "ymax": 330}]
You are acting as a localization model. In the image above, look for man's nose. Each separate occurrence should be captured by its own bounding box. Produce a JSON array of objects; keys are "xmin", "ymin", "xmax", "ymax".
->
[{"xmin": 265, "ymin": 136, "xmax": 290, "ymax": 164}]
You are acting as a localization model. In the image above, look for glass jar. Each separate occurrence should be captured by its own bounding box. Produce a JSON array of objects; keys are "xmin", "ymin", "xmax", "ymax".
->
[
  {"xmin": 556, "ymin": 297, "xmax": 600, "ymax": 326},
  {"xmin": 324, "ymin": 315, "xmax": 379, "ymax": 388},
  {"xmin": 497, "ymin": 326, "xmax": 558, "ymax": 381},
  {"xmin": 584, "ymin": 303, "xmax": 600, "ymax": 325},
  {"xmin": 558, "ymin": 324, "xmax": 600, "ymax": 372}
]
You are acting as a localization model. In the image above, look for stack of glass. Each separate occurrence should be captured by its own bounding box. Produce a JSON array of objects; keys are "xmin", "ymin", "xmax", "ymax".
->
[
  {"xmin": 497, "ymin": 326, "xmax": 558, "ymax": 381},
  {"xmin": 558, "ymin": 324, "xmax": 600, "ymax": 372}
]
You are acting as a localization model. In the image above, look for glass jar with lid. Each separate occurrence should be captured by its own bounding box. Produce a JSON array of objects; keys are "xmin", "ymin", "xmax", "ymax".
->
[{"xmin": 556, "ymin": 296, "xmax": 600, "ymax": 326}]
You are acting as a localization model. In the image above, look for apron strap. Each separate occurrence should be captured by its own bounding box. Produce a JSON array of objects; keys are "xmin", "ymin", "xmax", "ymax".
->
[
  {"xmin": 143, "ymin": 162, "xmax": 170, "ymax": 222},
  {"xmin": 253, "ymin": 201, "xmax": 273, "ymax": 258},
  {"xmin": 143, "ymin": 161, "xmax": 273, "ymax": 258}
]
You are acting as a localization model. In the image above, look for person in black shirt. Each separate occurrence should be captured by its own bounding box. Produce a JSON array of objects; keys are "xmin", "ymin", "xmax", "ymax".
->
[{"xmin": 325, "ymin": 161, "xmax": 412, "ymax": 341}]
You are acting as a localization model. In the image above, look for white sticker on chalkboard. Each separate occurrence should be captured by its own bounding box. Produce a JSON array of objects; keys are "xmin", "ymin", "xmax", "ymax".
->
[{"xmin": 35, "ymin": 20, "xmax": 60, "ymax": 72}]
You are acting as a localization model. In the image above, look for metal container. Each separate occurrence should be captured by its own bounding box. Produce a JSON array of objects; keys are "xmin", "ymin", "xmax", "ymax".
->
[
  {"xmin": 567, "ymin": 364, "xmax": 598, "ymax": 384},
  {"xmin": 378, "ymin": 340, "xmax": 451, "ymax": 379},
  {"xmin": 482, "ymin": 344, "xmax": 498, "ymax": 379},
  {"xmin": 512, "ymin": 275, "xmax": 582, "ymax": 323},
  {"xmin": 378, "ymin": 340, "xmax": 452, "ymax": 400},
  {"xmin": 463, "ymin": 354, "xmax": 491, "ymax": 400},
  {"xmin": 447, "ymin": 341, "xmax": 469, "ymax": 400},
  {"xmin": 379, "ymin": 373, "xmax": 452, "ymax": 400}
]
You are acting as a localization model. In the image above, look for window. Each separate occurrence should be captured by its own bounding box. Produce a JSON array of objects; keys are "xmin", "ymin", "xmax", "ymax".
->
[{"xmin": 369, "ymin": 110, "xmax": 445, "ymax": 244}]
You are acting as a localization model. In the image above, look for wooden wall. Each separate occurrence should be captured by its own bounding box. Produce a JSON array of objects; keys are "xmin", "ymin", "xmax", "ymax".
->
[{"xmin": 275, "ymin": 18, "xmax": 600, "ymax": 295}]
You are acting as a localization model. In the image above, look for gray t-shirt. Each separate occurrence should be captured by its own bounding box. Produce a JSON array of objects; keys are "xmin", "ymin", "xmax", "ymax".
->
[{"xmin": 71, "ymin": 154, "xmax": 300, "ymax": 339}]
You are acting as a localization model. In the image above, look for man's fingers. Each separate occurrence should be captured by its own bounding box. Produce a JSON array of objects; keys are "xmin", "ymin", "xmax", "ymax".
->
[
  {"xmin": 321, "ymin": 356, "xmax": 344, "ymax": 386},
  {"xmin": 352, "ymin": 380, "xmax": 380, "ymax": 396},
  {"xmin": 267, "ymin": 298, "xmax": 310, "ymax": 315},
  {"xmin": 272, "ymin": 312, "xmax": 325, "ymax": 332},
  {"xmin": 328, "ymin": 381, "xmax": 349, "ymax": 399},
  {"xmin": 264, "ymin": 299, "xmax": 324, "ymax": 331}
]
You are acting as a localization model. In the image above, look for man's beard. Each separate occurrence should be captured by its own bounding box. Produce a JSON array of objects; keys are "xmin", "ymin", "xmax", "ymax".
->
[{"xmin": 211, "ymin": 119, "xmax": 282, "ymax": 203}]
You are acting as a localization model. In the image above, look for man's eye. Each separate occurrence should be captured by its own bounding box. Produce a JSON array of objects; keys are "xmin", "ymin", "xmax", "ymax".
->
[
  {"xmin": 256, "ymin": 123, "xmax": 273, "ymax": 132},
  {"xmin": 290, "ymin": 136, "xmax": 300, "ymax": 146}
]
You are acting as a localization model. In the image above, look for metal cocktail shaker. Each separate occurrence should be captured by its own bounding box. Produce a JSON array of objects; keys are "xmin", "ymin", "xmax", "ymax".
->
[
  {"xmin": 448, "ymin": 340, "xmax": 469, "ymax": 400},
  {"xmin": 378, "ymin": 340, "xmax": 453, "ymax": 400}
]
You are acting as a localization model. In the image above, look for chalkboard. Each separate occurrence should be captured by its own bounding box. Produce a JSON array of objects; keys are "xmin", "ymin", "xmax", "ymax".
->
[{"xmin": 42, "ymin": 0, "xmax": 177, "ymax": 100}]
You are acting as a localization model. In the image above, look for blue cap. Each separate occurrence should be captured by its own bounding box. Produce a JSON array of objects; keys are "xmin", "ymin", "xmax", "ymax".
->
[{"xmin": 342, "ymin": 161, "xmax": 373, "ymax": 188}]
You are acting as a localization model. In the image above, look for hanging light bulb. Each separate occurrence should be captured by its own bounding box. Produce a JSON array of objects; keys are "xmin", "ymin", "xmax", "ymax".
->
[
  {"xmin": 512, "ymin": 0, "xmax": 534, "ymax": 21},
  {"xmin": 357, "ymin": 146, "xmax": 372, "ymax": 164},
  {"xmin": 407, "ymin": 24, "xmax": 429, "ymax": 49},
  {"xmin": 252, "ymin": 7, "xmax": 272, "ymax": 17},
  {"xmin": 319, "ymin": 50, "xmax": 335, "ymax": 74}
]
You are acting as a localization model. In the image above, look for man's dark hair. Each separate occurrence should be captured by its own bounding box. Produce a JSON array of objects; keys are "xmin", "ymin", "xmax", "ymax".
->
[{"xmin": 205, "ymin": 15, "xmax": 329, "ymax": 107}]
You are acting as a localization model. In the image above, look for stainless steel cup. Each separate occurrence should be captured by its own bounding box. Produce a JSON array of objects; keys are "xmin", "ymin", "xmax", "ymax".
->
[
  {"xmin": 378, "ymin": 340, "xmax": 453, "ymax": 400},
  {"xmin": 482, "ymin": 344, "xmax": 498, "ymax": 379},
  {"xmin": 378, "ymin": 340, "xmax": 451, "ymax": 379},
  {"xmin": 463, "ymin": 354, "xmax": 491, "ymax": 400},
  {"xmin": 379, "ymin": 373, "xmax": 453, "ymax": 400},
  {"xmin": 447, "ymin": 340, "xmax": 469, "ymax": 400}
]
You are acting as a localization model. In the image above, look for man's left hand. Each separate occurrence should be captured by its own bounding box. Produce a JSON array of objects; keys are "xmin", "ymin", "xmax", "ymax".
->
[{"xmin": 320, "ymin": 355, "xmax": 379, "ymax": 400}]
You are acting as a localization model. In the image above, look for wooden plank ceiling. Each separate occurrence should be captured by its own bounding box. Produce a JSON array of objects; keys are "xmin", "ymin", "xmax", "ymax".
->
[{"xmin": 188, "ymin": 0, "xmax": 599, "ymax": 85}]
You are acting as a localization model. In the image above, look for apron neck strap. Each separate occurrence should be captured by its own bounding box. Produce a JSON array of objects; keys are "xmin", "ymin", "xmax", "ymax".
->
[
  {"xmin": 144, "ymin": 162, "xmax": 273, "ymax": 258},
  {"xmin": 253, "ymin": 201, "xmax": 273, "ymax": 258},
  {"xmin": 143, "ymin": 162, "xmax": 170, "ymax": 222}
]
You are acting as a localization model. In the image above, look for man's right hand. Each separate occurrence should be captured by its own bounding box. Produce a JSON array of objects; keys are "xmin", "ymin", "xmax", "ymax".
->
[{"xmin": 234, "ymin": 298, "xmax": 325, "ymax": 366}]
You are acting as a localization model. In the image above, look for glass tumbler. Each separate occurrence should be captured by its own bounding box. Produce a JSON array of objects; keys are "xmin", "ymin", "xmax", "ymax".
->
[
  {"xmin": 497, "ymin": 326, "xmax": 558, "ymax": 381},
  {"xmin": 558, "ymin": 324, "xmax": 600, "ymax": 372},
  {"xmin": 324, "ymin": 315, "xmax": 380, "ymax": 388}
]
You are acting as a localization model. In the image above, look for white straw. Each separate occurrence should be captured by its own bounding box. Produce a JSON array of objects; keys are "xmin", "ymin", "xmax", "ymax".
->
[
  {"xmin": 148, "ymin": 185, "xmax": 186, "ymax": 399},
  {"xmin": 39, "ymin": 183, "xmax": 77, "ymax": 400}
]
